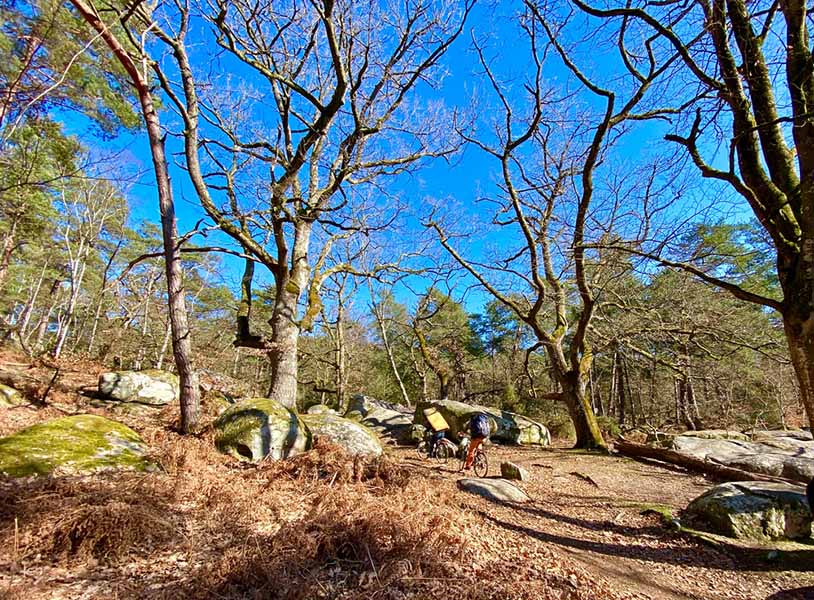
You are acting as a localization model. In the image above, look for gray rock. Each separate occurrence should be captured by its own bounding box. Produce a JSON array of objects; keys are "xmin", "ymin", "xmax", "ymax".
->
[
  {"xmin": 414, "ymin": 399, "xmax": 550, "ymax": 446},
  {"xmin": 300, "ymin": 413, "xmax": 383, "ymax": 457},
  {"xmin": 458, "ymin": 478, "xmax": 531, "ymax": 503},
  {"xmin": 214, "ymin": 398, "xmax": 311, "ymax": 462},
  {"xmin": 346, "ymin": 394, "xmax": 412, "ymax": 417},
  {"xmin": 751, "ymin": 430, "xmax": 814, "ymax": 442},
  {"xmin": 361, "ymin": 407, "xmax": 413, "ymax": 443},
  {"xmin": 306, "ymin": 404, "xmax": 337, "ymax": 415},
  {"xmin": 686, "ymin": 481, "xmax": 813, "ymax": 542},
  {"xmin": 98, "ymin": 369, "xmax": 179, "ymax": 406},
  {"xmin": 500, "ymin": 461, "xmax": 529, "ymax": 481},
  {"xmin": 0, "ymin": 414, "xmax": 156, "ymax": 477},
  {"xmin": 409, "ymin": 424, "xmax": 427, "ymax": 444},
  {"xmin": 0, "ymin": 383, "xmax": 25, "ymax": 407},
  {"xmin": 682, "ymin": 430, "xmax": 750, "ymax": 441},
  {"xmin": 670, "ymin": 435, "xmax": 814, "ymax": 484}
]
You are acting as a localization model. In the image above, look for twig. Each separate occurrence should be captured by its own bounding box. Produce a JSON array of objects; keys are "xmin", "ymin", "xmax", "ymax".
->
[
  {"xmin": 39, "ymin": 367, "xmax": 61, "ymax": 406},
  {"xmin": 568, "ymin": 471, "xmax": 600, "ymax": 487}
]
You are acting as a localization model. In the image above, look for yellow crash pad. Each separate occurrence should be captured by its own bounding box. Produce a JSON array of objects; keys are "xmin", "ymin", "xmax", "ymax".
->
[{"xmin": 424, "ymin": 408, "xmax": 449, "ymax": 432}]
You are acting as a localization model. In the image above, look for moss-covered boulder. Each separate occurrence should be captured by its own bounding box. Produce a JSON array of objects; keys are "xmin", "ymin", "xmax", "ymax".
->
[
  {"xmin": 686, "ymin": 481, "xmax": 813, "ymax": 542},
  {"xmin": 98, "ymin": 369, "xmax": 179, "ymax": 406},
  {"xmin": 414, "ymin": 399, "xmax": 550, "ymax": 446},
  {"xmin": 0, "ymin": 415, "xmax": 155, "ymax": 477},
  {"xmin": 214, "ymin": 398, "xmax": 311, "ymax": 462},
  {"xmin": 300, "ymin": 413, "xmax": 383, "ymax": 457},
  {"xmin": 0, "ymin": 383, "xmax": 25, "ymax": 408}
]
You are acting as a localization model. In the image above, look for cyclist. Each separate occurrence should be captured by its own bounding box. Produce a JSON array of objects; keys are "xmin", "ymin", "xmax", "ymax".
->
[
  {"xmin": 423, "ymin": 407, "xmax": 450, "ymax": 458},
  {"xmin": 463, "ymin": 412, "xmax": 490, "ymax": 469}
]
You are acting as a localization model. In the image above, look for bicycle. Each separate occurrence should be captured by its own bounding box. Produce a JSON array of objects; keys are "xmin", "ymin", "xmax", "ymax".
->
[
  {"xmin": 416, "ymin": 433, "xmax": 457, "ymax": 464},
  {"xmin": 457, "ymin": 433, "xmax": 488, "ymax": 477}
]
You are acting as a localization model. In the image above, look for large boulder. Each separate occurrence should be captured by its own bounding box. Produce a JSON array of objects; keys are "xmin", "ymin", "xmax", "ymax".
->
[
  {"xmin": 347, "ymin": 394, "xmax": 412, "ymax": 417},
  {"xmin": 0, "ymin": 383, "xmax": 25, "ymax": 408},
  {"xmin": 414, "ymin": 399, "xmax": 550, "ymax": 446},
  {"xmin": 214, "ymin": 398, "xmax": 311, "ymax": 462},
  {"xmin": 686, "ymin": 481, "xmax": 813, "ymax": 542},
  {"xmin": 360, "ymin": 407, "xmax": 413, "ymax": 444},
  {"xmin": 668, "ymin": 435, "xmax": 814, "ymax": 484},
  {"xmin": 0, "ymin": 415, "xmax": 155, "ymax": 477},
  {"xmin": 300, "ymin": 413, "xmax": 383, "ymax": 457},
  {"xmin": 458, "ymin": 478, "xmax": 531, "ymax": 503},
  {"xmin": 98, "ymin": 369, "xmax": 179, "ymax": 406}
]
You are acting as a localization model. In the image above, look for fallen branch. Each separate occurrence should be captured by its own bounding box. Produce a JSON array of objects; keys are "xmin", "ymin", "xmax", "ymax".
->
[
  {"xmin": 613, "ymin": 439, "xmax": 801, "ymax": 486},
  {"xmin": 568, "ymin": 471, "xmax": 599, "ymax": 487}
]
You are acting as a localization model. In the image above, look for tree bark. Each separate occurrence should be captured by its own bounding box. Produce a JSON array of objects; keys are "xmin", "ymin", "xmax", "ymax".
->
[
  {"xmin": 556, "ymin": 364, "xmax": 606, "ymax": 450},
  {"xmin": 267, "ymin": 286, "xmax": 301, "ymax": 409},
  {"xmin": 68, "ymin": 0, "xmax": 201, "ymax": 432}
]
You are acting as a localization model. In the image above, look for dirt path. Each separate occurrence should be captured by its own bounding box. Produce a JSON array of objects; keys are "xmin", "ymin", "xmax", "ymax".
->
[{"xmin": 396, "ymin": 445, "xmax": 814, "ymax": 600}]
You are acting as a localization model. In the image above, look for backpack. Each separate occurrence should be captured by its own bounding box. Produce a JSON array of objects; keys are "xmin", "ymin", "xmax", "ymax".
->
[{"xmin": 470, "ymin": 413, "xmax": 490, "ymax": 438}]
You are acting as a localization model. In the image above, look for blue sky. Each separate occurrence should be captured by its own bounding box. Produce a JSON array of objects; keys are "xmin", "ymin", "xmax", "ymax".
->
[{"xmin": 60, "ymin": 0, "xmax": 759, "ymax": 320}]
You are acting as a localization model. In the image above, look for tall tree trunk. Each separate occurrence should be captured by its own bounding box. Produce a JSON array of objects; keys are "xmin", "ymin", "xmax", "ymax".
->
[
  {"xmin": 267, "ymin": 287, "xmax": 301, "ymax": 409},
  {"xmin": 69, "ymin": 0, "xmax": 200, "ymax": 432},
  {"xmin": 334, "ymin": 297, "xmax": 348, "ymax": 412},
  {"xmin": 558, "ymin": 368, "xmax": 606, "ymax": 450},
  {"xmin": 0, "ymin": 221, "xmax": 18, "ymax": 292},
  {"xmin": 371, "ymin": 301, "xmax": 411, "ymax": 406},
  {"xmin": 783, "ymin": 317, "xmax": 814, "ymax": 433}
]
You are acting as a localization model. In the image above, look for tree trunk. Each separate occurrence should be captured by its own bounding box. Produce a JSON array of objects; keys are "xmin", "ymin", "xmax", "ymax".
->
[
  {"xmin": 558, "ymin": 367, "xmax": 607, "ymax": 450},
  {"xmin": 783, "ymin": 316, "xmax": 814, "ymax": 434},
  {"xmin": 267, "ymin": 287, "xmax": 301, "ymax": 409},
  {"xmin": 372, "ymin": 303, "xmax": 411, "ymax": 406},
  {"xmin": 0, "ymin": 222, "xmax": 18, "ymax": 292},
  {"xmin": 69, "ymin": 0, "xmax": 201, "ymax": 432},
  {"xmin": 334, "ymin": 298, "xmax": 348, "ymax": 412}
]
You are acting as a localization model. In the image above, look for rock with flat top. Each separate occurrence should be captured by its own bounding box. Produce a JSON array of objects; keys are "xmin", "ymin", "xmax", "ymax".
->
[
  {"xmin": 458, "ymin": 478, "xmax": 530, "ymax": 503},
  {"xmin": 98, "ymin": 369, "xmax": 179, "ymax": 406},
  {"xmin": 0, "ymin": 414, "xmax": 155, "ymax": 477},
  {"xmin": 686, "ymin": 481, "xmax": 812, "ymax": 542}
]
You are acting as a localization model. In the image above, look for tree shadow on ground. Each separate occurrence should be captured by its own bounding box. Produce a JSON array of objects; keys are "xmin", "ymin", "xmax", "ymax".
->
[
  {"xmin": 764, "ymin": 587, "xmax": 814, "ymax": 599},
  {"xmin": 476, "ymin": 498, "xmax": 814, "ymax": 572}
]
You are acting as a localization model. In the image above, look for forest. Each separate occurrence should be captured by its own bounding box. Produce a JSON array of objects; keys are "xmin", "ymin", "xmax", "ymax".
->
[{"xmin": 0, "ymin": 0, "xmax": 813, "ymax": 598}]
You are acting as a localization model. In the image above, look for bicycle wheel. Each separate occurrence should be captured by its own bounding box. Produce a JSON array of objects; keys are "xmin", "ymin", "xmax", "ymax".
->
[
  {"xmin": 435, "ymin": 443, "xmax": 452, "ymax": 464},
  {"xmin": 473, "ymin": 450, "xmax": 488, "ymax": 478}
]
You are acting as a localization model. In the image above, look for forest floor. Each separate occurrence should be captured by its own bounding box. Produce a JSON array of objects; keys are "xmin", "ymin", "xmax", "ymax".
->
[{"xmin": 0, "ymin": 353, "xmax": 812, "ymax": 600}]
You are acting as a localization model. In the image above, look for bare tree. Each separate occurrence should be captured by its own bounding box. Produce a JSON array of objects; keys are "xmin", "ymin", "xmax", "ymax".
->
[
  {"xmin": 573, "ymin": 0, "xmax": 814, "ymax": 431},
  {"xmin": 135, "ymin": 0, "xmax": 473, "ymax": 409},
  {"xmin": 430, "ymin": 2, "xmax": 677, "ymax": 449}
]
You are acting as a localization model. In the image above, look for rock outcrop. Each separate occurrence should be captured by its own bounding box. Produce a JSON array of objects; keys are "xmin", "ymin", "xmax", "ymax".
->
[
  {"xmin": 414, "ymin": 399, "xmax": 550, "ymax": 446},
  {"xmin": 660, "ymin": 432, "xmax": 814, "ymax": 484},
  {"xmin": 686, "ymin": 481, "xmax": 813, "ymax": 542},
  {"xmin": 214, "ymin": 398, "xmax": 311, "ymax": 462},
  {"xmin": 98, "ymin": 369, "xmax": 179, "ymax": 406},
  {"xmin": 300, "ymin": 413, "xmax": 383, "ymax": 457},
  {"xmin": 0, "ymin": 415, "xmax": 155, "ymax": 477}
]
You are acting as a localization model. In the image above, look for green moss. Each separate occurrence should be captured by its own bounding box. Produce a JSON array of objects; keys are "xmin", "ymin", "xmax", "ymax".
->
[
  {"xmin": 0, "ymin": 414, "xmax": 155, "ymax": 477},
  {"xmin": 214, "ymin": 398, "xmax": 312, "ymax": 462}
]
